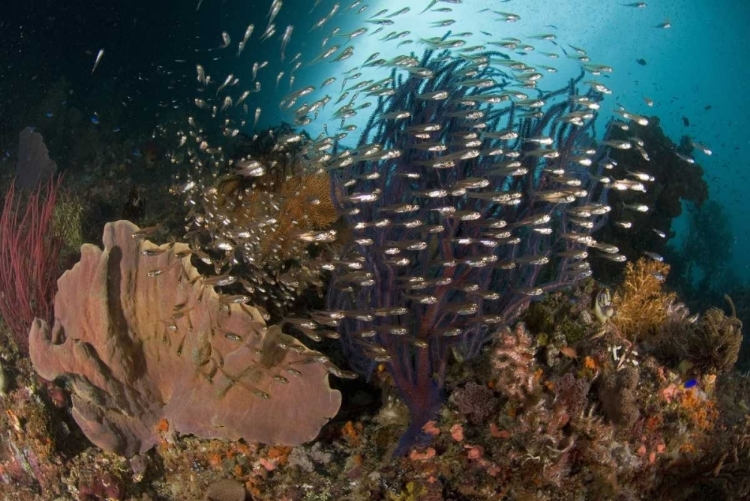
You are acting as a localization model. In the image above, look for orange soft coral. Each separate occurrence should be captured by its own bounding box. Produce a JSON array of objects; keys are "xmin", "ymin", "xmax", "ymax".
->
[{"xmin": 611, "ymin": 258, "xmax": 676, "ymax": 339}]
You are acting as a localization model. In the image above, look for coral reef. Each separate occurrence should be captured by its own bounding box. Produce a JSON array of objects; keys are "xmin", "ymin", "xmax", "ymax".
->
[
  {"xmin": 0, "ymin": 9, "xmax": 746, "ymax": 501},
  {"xmin": 0, "ymin": 235, "xmax": 747, "ymax": 500},
  {"xmin": 28, "ymin": 220, "xmax": 341, "ymax": 457}
]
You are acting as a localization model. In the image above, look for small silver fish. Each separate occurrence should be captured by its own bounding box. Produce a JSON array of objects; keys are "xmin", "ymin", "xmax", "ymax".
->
[
  {"xmin": 280, "ymin": 25, "xmax": 294, "ymax": 61},
  {"xmin": 220, "ymin": 31, "xmax": 231, "ymax": 48},
  {"xmin": 656, "ymin": 19, "xmax": 671, "ymax": 29},
  {"xmin": 675, "ymin": 151, "xmax": 695, "ymax": 164},
  {"xmin": 216, "ymin": 74, "xmax": 234, "ymax": 95},
  {"xmin": 268, "ymin": 0, "xmax": 283, "ymax": 25},
  {"xmin": 236, "ymin": 90, "xmax": 250, "ymax": 106},
  {"xmin": 330, "ymin": 46, "xmax": 354, "ymax": 63},
  {"xmin": 623, "ymin": 202, "xmax": 649, "ymax": 212},
  {"xmin": 387, "ymin": 6, "xmax": 410, "ymax": 17},
  {"xmin": 220, "ymin": 96, "xmax": 232, "ymax": 112},
  {"xmin": 260, "ymin": 23, "xmax": 276, "ymax": 41},
  {"xmin": 644, "ymin": 251, "xmax": 664, "ymax": 262},
  {"xmin": 91, "ymin": 48, "xmax": 105, "ymax": 75},
  {"xmin": 691, "ymin": 140, "xmax": 712, "ymax": 156},
  {"xmin": 242, "ymin": 24, "xmax": 254, "ymax": 44},
  {"xmin": 340, "ymin": 27, "xmax": 368, "ymax": 41}
]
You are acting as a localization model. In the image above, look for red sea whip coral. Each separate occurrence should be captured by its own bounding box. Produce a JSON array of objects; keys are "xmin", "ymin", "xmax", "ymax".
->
[{"xmin": 0, "ymin": 177, "xmax": 62, "ymax": 353}]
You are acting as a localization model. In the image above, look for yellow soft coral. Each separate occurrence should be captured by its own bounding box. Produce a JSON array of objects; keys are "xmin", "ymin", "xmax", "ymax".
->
[
  {"xmin": 611, "ymin": 258, "xmax": 676, "ymax": 339},
  {"xmin": 51, "ymin": 190, "xmax": 84, "ymax": 251}
]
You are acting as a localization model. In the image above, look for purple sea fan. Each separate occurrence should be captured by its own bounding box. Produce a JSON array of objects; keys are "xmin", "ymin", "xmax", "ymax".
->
[{"xmin": 325, "ymin": 43, "xmax": 623, "ymax": 454}]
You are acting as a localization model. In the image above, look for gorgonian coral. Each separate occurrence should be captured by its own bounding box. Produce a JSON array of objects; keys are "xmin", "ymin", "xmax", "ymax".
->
[{"xmin": 317, "ymin": 43, "xmax": 643, "ymax": 453}]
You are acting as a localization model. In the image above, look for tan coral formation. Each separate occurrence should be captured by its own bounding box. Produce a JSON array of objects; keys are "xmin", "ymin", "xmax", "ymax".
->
[
  {"xmin": 28, "ymin": 220, "xmax": 341, "ymax": 457},
  {"xmin": 217, "ymin": 169, "xmax": 337, "ymax": 266},
  {"xmin": 611, "ymin": 258, "xmax": 676, "ymax": 339}
]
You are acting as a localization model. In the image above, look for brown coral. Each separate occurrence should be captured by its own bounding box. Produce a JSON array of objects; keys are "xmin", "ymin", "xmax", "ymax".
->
[
  {"xmin": 195, "ymin": 154, "xmax": 339, "ymax": 317},
  {"xmin": 215, "ymin": 169, "xmax": 337, "ymax": 266},
  {"xmin": 453, "ymin": 382, "xmax": 497, "ymax": 424},
  {"xmin": 598, "ymin": 367, "xmax": 640, "ymax": 428},
  {"xmin": 611, "ymin": 258, "xmax": 676, "ymax": 340},
  {"xmin": 29, "ymin": 220, "xmax": 341, "ymax": 457},
  {"xmin": 684, "ymin": 297, "xmax": 743, "ymax": 374},
  {"xmin": 650, "ymin": 296, "xmax": 742, "ymax": 375},
  {"xmin": 204, "ymin": 478, "xmax": 247, "ymax": 501}
]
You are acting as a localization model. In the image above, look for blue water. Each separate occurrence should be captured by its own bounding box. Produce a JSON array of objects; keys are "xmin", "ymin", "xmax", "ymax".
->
[{"xmin": 218, "ymin": 0, "xmax": 750, "ymax": 283}]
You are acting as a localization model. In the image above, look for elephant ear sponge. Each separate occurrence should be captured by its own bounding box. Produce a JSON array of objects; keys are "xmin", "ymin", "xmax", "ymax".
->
[{"xmin": 28, "ymin": 220, "xmax": 341, "ymax": 457}]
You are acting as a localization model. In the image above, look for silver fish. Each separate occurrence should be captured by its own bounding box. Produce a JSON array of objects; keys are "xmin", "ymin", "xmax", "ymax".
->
[
  {"xmin": 280, "ymin": 25, "xmax": 294, "ymax": 61},
  {"xmin": 220, "ymin": 31, "xmax": 231, "ymax": 48},
  {"xmin": 330, "ymin": 46, "xmax": 354, "ymax": 63},
  {"xmin": 268, "ymin": 0, "xmax": 282, "ymax": 26},
  {"xmin": 91, "ymin": 48, "xmax": 105, "ymax": 75},
  {"xmin": 216, "ymin": 74, "xmax": 234, "ymax": 95}
]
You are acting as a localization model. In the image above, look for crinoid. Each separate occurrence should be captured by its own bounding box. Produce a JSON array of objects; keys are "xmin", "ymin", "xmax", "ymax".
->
[{"xmin": 684, "ymin": 295, "xmax": 743, "ymax": 375}]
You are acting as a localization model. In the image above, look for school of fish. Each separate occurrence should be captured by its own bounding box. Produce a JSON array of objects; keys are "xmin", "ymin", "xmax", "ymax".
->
[{"xmin": 165, "ymin": 0, "xmax": 679, "ymax": 361}]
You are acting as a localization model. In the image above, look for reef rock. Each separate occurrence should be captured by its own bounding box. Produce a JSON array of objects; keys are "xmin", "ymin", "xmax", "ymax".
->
[
  {"xmin": 15, "ymin": 127, "xmax": 57, "ymax": 189},
  {"xmin": 29, "ymin": 220, "xmax": 340, "ymax": 457}
]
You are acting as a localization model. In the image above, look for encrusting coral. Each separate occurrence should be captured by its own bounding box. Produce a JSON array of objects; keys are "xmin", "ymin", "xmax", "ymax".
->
[
  {"xmin": 598, "ymin": 367, "xmax": 640, "ymax": 428},
  {"xmin": 28, "ymin": 220, "xmax": 341, "ymax": 457}
]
